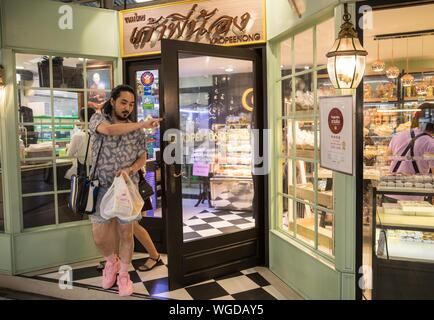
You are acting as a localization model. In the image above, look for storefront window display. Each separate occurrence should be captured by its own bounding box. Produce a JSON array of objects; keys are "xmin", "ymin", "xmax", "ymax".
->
[
  {"xmin": 361, "ymin": 2, "xmax": 434, "ymax": 299},
  {"xmin": 16, "ymin": 54, "xmax": 113, "ymax": 229},
  {"xmin": 278, "ymin": 17, "xmax": 336, "ymax": 257}
]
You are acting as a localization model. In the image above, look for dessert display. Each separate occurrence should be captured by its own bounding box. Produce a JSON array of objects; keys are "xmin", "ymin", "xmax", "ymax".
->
[{"xmin": 378, "ymin": 174, "xmax": 434, "ymax": 189}]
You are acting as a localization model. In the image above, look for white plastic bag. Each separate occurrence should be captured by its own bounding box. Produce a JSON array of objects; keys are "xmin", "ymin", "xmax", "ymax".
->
[
  {"xmin": 124, "ymin": 174, "xmax": 144, "ymax": 216},
  {"xmin": 100, "ymin": 175, "xmax": 142, "ymax": 222}
]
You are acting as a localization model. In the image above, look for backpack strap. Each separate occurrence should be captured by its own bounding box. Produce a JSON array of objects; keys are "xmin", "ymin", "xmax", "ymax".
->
[{"xmin": 392, "ymin": 129, "xmax": 431, "ymax": 174}]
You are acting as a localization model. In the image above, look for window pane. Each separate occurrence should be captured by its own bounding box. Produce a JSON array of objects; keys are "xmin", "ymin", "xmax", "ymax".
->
[
  {"xmin": 52, "ymin": 57, "xmax": 84, "ymax": 89},
  {"xmin": 295, "ymin": 201, "xmax": 315, "ymax": 247},
  {"xmin": 316, "ymin": 18, "xmax": 335, "ymax": 69},
  {"xmin": 318, "ymin": 166, "xmax": 334, "ymax": 210},
  {"xmin": 23, "ymin": 195, "xmax": 55, "ymax": 229},
  {"xmin": 294, "ymin": 161, "xmax": 316, "ymax": 203},
  {"xmin": 280, "ymin": 37, "xmax": 292, "ymax": 76},
  {"xmin": 282, "ymin": 197, "xmax": 295, "ymax": 235},
  {"xmin": 86, "ymin": 60, "xmax": 113, "ymax": 109},
  {"xmin": 281, "ymin": 119, "xmax": 293, "ymax": 157},
  {"xmin": 53, "ymin": 90, "xmax": 81, "ymax": 118},
  {"xmin": 317, "ymin": 70, "xmax": 337, "ymax": 99},
  {"xmin": 294, "ymin": 73, "xmax": 314, "ymax": 114},
  {"xmin": 318, "ymin": 209, "xmax": 334, "ymax": 256},
  {"xmin": 282, "ymin": 78, "xmax": 292, "ymax": 116},
  {"xmin": 295, "ymin": 120, "xmax": 315, "ymax": 159},
  {"xmin": 16, "ymin": 54, "xmax": 49, "ymax": 88},
  {"xmin": 294, "ymin": 28, "xmax": 313, "ymax": 72},
  {"xmin": 21, "ymin": 160, "xmax": 55, "ymax": 194},
  {"xmin": 58, "ymin": 193, "xmax": 87, "ymax": 224}
]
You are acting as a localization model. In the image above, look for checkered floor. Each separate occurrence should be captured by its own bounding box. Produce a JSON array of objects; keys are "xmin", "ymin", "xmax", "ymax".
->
[
  {"xmin": 26, "ymin": 253, "xmax": 289, "ymax": 300},
  {"xmin": 183, "ymin": 209, "xmax": 255, "ymax": 241}
]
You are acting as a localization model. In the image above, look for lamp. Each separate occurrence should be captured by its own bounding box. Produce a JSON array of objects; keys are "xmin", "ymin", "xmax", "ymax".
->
[
  {"xmin": 326, "ymin": 3, "xmax": 368, "ymax": 89},
  {"xmin": 372, "ymin": 39, "xmax": 385, "ymax": 73},
  {"xmin": 401, "ymin": 38, "xmax": 414, "ymax": 87},
  {"xmin": 386, "ymin": 39, "xmax": 400, "ymax": 79},
  {"xmin": 415, "ymin": 36, "xmax": 428, "ymax": 96}
]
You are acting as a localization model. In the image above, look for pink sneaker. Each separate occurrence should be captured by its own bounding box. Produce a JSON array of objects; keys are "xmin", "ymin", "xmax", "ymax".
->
[
  {"xmin": 101, "ymin": 259, "xmax": 120, "ymax": 289},
  {"xmin": 117, "ymin": 272, "xmax": 133, "ymax": 297}
]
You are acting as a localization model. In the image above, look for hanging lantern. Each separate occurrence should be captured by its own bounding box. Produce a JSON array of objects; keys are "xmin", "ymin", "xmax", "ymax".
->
[
  {"xmin": 401, "ymin": 38, "xmax": 414, "ymax": 87},
  {"xmin": 416, "ymin": 36, "xmax": 429, "ymax": 96},
  {"xmin": 386, "ymin": 66, "xmax": 400, "ymax": 79},
  {"xmin": 386, "ymin": 39, "xmax": 400, "ymax": 79},
  {"xmin": 416, "ymin": 81, "xmax": 428, "ymax": 96},
  {"xmin": 372, "ymin": 40, "xmax": 385, "ymax": 72},
  {"xmin": 326, "ymin": 4, "xmax": 368, "ymax": 89}
]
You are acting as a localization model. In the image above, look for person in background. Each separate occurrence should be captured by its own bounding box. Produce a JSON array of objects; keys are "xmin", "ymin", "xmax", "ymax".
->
[
  {"xmin": 64, "ymin": 107, "xmax": 96, "ymax": 180},
  {"xmin": 89, "ymin": 84, "xmax": 161, "ymax": 296},
  {"xmin": 385, "ymin": 103, "xmax": 434, "ymax": 202}
]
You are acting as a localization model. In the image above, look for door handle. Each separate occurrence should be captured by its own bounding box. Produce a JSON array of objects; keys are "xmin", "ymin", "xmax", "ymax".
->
[{"xmin": 173, "ymin": 171, "xmax": 185, "ymax": 178}]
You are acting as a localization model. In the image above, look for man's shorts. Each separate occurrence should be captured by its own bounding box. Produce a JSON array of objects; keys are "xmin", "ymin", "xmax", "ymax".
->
[{"xmin": 90, "ymin": 186, "xmax": 142, "ymax": 225}]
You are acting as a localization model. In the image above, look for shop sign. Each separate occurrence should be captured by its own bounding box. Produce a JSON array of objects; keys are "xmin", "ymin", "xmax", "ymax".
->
[
  {"xmin": 193, "ymin": 162, "xmax": 210, "ymax": 177},
  {"xmin": 320, "ymin": 96, "xmax": 354, "ymax": 175},
  {"xmin": 120, "ymin": 0, "xmax": 266, "ymax": 57}
]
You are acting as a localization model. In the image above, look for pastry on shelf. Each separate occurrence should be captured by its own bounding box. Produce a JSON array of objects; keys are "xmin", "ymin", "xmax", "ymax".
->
[
  {"xmin": 396, "ymin": 121, "xmax": 411, "ymax": 132},
  {"xmin": 373, "ymin": 124, "xmax": 393, "ymax": 137},
  {"xmin": 364, "ymin": 83, "xmax": 372, "ymax": 99}
]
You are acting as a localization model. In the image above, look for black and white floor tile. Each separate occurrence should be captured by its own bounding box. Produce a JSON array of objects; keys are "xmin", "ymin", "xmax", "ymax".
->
[
  {"xmin": 26, "ymin": 253, "xmax": 289, "ymax": 300},
  {"xmin": 183, "ymin": 209, "xmax": 255, "ymax": 241}
]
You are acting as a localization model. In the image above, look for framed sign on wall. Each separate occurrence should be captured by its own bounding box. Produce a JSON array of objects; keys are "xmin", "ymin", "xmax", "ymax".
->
[{"xmin": 320, "ymin": 95, "xmax": 354, "ymax": 176}]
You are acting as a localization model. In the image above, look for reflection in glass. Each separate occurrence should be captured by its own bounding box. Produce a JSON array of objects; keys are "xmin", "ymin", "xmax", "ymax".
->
[
  {"xmin": 316, "ymin": 18, "xmax": 335, "ymax": 69},
  {"xmin": 283, "ymin": 197, "xmax": 294, "ymax": 235},
  {"xmin": 318, "ymin": 209, "xmax": 334, "ymax": 256},
  {"xmin": 23, "ymin": 195, "xmax": 55, "ymax": 229},
  {"xmin": 58, "ymin": 193, "xmax": 87, "ymax": 224},
  {"xmin": 294, "ymin": 28, "xmax": 313, "ymax": 72},
  {"xmin": 295, "ymin": 202, "xmax": 315, "ymax": 247},
  {"xmin": 280, "ymin": 37, "xmax": 292, "ymax": 76},
  {"xmin": 178, "ymin": 54, "xmax": 255, "ymax": 242},
  {"xmin": 86, "ymin": 60, "xmax": 113, "ymax": 109},
  {"xmin": 21, "ymin": 160, "xmax": 55, "ymax": 194},
  {"xmin": 135, "ymin": 69, "xmax": 161, "ymax": 218},
  {"xmin": 16, "ymin": 54, "xmax": 49, "ymax": 88},
  {"xmin": 52, "ymin": 57, "xmax": 85, "ymax": 90}
]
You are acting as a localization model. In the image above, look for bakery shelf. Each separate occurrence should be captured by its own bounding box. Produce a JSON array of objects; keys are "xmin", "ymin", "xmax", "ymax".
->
[
  {"xmin": 289, "ymin": 217, "xmax": 333, "ymax": 250},
  {"xmin": 289, "ymin": 185, "xmax": 333, "ymax": 209},
  {"xmin": 364, "ymin": 98, "xmax": 398, "ymax": 103},
  {"xmin": 376, "ymin": 187, "xmax": 434, "ymax": 194},
  {"xmin": 377, "ymin": 207, "xmax": 434, "ymax": 232}
]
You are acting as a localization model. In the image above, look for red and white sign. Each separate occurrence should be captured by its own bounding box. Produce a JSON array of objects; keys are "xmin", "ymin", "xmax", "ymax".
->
[{"xmin": 320, "ymin": 96, "xmax": 354, "ymax": 175}]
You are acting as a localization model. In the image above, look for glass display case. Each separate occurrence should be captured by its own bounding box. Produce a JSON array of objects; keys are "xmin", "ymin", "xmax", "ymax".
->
[
  {"xmin": 210, "ymin": 122, "xmax": 253, "ymax": 211},
  {"xmin": 372, "ymin": 185, "xmax": 434, "ymax": 299}
]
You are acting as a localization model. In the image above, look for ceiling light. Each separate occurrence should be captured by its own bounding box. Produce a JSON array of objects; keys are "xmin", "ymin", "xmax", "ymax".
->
[
  {"xmin": 135, "ymin": 0, "xmax": 155, "ymax": 3},
  {"xmin": 225, "ymin": 68, "xmax": 234, "ymax": 72},
  {"xmin": 304, "ymin": 66, "xmax": 310, "ymax": 70}
]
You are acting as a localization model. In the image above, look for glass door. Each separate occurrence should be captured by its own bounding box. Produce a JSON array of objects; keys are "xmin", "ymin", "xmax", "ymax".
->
[
  {"xmin": 127, "ymin": 60, "xmax": 166, "ymax": 252},
  {"xmin": 161, "ymin": 39, "xmax": 265, "ymax": 290}
]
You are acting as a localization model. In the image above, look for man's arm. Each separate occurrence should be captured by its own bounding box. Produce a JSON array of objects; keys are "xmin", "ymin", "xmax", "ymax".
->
[{"xmin": 97, "ymin": 118, "xmax": 162, "ymax": 136}]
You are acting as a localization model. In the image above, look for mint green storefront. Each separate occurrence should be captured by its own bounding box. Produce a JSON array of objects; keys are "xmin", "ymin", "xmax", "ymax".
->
[
  {"xmin": 266, "ymin": 0, "xmax": 360, "ymax": 299},
  {"xmin": 0, "ymin": 0, "xmax": 361, "ymax": 300},
  {"xmin": 0, "ymin": 0, "xmax": 121, "ymax": 275}
]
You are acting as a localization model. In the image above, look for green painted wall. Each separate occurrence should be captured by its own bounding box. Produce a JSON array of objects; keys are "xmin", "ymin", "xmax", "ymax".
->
[
  {"xmin": 0, "ymin": 234, "xmax": 12, "ymax": 273},
  {"xmin": 14, "ymin": 224, "xmax": 99, "ymax": 274},
  {"xmin": 269, "ymin": 231, "xmax": 340, "ymax": 299},
  {"xmin": 0, "ymin": 0, "xmax": 120, "ymax": 274},
  {"xmin": 1, "ymin": 0, "xmax": 119, "ymax": 57},
  {"xmin": 266, "ymin": 0, "xmax": 340, "ymax": 41},
  {"xmin": 266, "ymin": 1, "xmax": 359, "ymax": 300}
]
